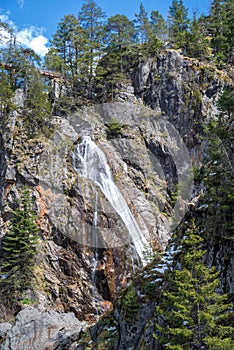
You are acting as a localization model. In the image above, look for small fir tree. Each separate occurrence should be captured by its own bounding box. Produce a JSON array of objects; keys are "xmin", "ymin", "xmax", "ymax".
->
[
  {"xmin": 0, "ymin": 188, "xmax": 40, "ymax": 299},
  {"xmin": 155, "ymin": 222, "xmax": 234, "ymax": 349}
]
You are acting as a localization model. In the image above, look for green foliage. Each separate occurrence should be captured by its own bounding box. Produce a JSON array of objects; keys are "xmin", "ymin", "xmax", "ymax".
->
[
  {"xmin": 0, "ymin": 187, "xmax": 40, "ymax": 299},
  {"xmin": 106, "ymin": 118, "xmax": 127, "ymax": 138},
  {"xmin": 23, "ymin": 71, "xmax": 52, "ymax": 137},
  {"xmin": 155, "ymin": 222, "xmax": 234, "ymax": 349},
  {"xmin": 0, "ymin": 22, "xmax": 52, "ymax": 136},
  {"xmin": 168, "ymin": 0, "xmax": 190, "ymax": 51},
  {"xmin": 105, "ymin": 14, "xmax": 136, "ymax": 50},
  {"xmin": 122, "ymin": 286, "xmax": 140, "ymax": 318},
  {"xmin": 134, "ymin": 3, "xmax": 152, "ymax": 44},
  {"xmin": 0, "ymin": 66, "xmax": 16, "ymax": 123},
  {"xmin": 46, "ymin": 14, "xmax": 88, "ymax": 80},
  {"xmin": 186, "ymin": 12, "xmax": 210, "ymax": 59},
  {"xmin": 78, "ymin": 0, "xmax": 106, "ymax": 83},
  {"xmin": 20, "ymin": 298, "xmax": 36, "ymax": 305},
  {"xmin": 217, "ymin": 87, "xmax": 234, "ymax": 118},
  {"xmin": 150, "ymin": 10, "xmax": 168, "ymax": 42},
  {"xmin": 208, "ymin": 0, "xmax": 234, "ymax": 65},
  {"xmin": 200, "ymin": 117, "xmax": 234, "ymax": 240}
]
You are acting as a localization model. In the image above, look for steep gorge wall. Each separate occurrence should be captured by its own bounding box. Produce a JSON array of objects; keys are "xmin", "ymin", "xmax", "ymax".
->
[
  {"xmin": 0, "ymin": 49, "xmax": 233, "ymax": 349},
  {"xmin": 0, "ymin": 134, "xmax": 6, "ymax": 211}
]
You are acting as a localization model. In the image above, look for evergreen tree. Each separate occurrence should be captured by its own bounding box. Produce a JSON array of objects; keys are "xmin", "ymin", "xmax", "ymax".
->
[
  {"xmin": 186, "ymin": 12, "xmax": 209, "ymax": 59},
  {"xmin": 200, "ymin": 121, "xmax": 234, "ymax": 241},
  {"xmin": 106, "ymin": 14, "xmax": 136, "ymax": 50},
  {"xmin": 208, "ymin": 0, "xmax": 234, "ymax": 64},
  {"xmin": 0, "ymin": 188, "xmax": 40, "ymax": 298},
  {"xmin": 155, "ymin": 222, "xmax": 234, "ymax": 349},
  {"xmin": 8, "ymin": 47, "xmax": 41, "ymax": 93},
  {"xmin": 134, "ymin": 3, "xmax": 152, "ymax": 44},
  {"xmin": 150, "ymin": 10, "xmax": 168, "ymax": 42},
  {"xmin": 0, "ymin": 66, "xmax": 15, "ymax": 123},
  {"xmin": 47, "ymin": 15, "xmax": 88, "ymax": 79},
  {"xmin": 78, "ymin": 0, "xmax": 106, "ymax": 86},
  {"xmin": 44, "ymin": 47, "xmax": 64, "ymax": 73},
  {"xmin": 23, "ymin": 70, "xmax": 52, "ymax": 136},
  {"xmin": 168, "ymin": 0, "xmax": 190, "ymax": 52},
  {"xmin": 217, "ymin": 87, "xmax": 234, "ymax": 118}
]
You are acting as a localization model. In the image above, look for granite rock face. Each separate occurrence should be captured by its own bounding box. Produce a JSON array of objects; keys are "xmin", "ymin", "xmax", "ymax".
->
[
  {"xmin": 0, "ymin": 49, "xmax": 232, "ymax": 349},
  {"xmin": 0, "ymin": 134, "xmax": 6, "ymax": 211},
  {"xmin": 0, "ymin": 307, "xmax": 87, "ymax": 350}
]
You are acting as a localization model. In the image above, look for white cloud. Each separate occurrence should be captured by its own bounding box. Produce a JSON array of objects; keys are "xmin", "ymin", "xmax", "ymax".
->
[
  {"xmin": 16, "ymin": 27, "xmax": 48, "ymax": 56},
  {"xmin": 0, "ymin": 13, "xmax": 17, "ymax": 30},
  {"xmin": 0, "ymin": 12, "xmax": 48, "ymax": 56},
  {"xmin": 0, "ymin": 14, "xmax": 13, "ymax": 45}
]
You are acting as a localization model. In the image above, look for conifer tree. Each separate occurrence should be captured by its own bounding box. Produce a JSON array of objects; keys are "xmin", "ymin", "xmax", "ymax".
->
[
  {"xmin": 200, "ymin": 125, "xmax": 234, "ymax": 241},
  {"xmin": 44, "ymin": 47, "xmax": 64, "ymax": 74},
  {"xmin": 23, "ymin": 71, "xmax": 52, "ymax": 136},
  {"xmin": 0, "ymin": 188, "xmax": 40, "ymax": 298},
  {"xmin": 186, "ymin": 12, "xmax": 209, "ymax": 59},
  {"xmin": 0, "ymin": 67, "xmax": 15, "ymax": 122},
  {"xmin": 168, "ymin": 0, "xmax": 190, "ymax": 51},
  {"xmin": 217, "ymin": 87, "xmax": 234, "ymax": 118},
  {"xmin": 155, "ymin": 222, "xmax": 234, "ymax": 349},
  {"xmin": 150, "ymin": 10, "xmax": 167, "ymax": 42},
  {"xmin": 106, "ymin": 14, "xmax": 136, "ymax": 50},
  {"xmin": 208, "ymin": 0, "xmax": 234, "ymax": 64},
  {"xmin": 134, "ymin": 3, "xmax": 152, "ymax": 44},
  {"xmin": 78, "ymin": 0, "xmax": 106, "ymax": 86},
  {"xmin": 47, "ymin": 15, "xmax": 88, "ymax": 79}
]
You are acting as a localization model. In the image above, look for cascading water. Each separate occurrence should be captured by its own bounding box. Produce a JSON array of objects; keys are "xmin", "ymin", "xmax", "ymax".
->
[
  {"xmin": 91, "ymin": 190, "xmax": 100, "ymax": 316},
  {"xmin": 73, "ymin": 136, "xmax": 150, "ymax": 266}
]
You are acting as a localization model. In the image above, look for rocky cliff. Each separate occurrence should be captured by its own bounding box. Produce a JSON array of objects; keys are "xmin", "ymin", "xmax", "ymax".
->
[{"xmin": 0, "ymin": 49, "xmax": 233, "ymax": 349}]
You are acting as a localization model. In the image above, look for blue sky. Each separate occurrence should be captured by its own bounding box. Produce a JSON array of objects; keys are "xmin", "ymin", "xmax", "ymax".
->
[{"xmin": 0, "ymin": 0, "xmax": 211, "ymax": 56}]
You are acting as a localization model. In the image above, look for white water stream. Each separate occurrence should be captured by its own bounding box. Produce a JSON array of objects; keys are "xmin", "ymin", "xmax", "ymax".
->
[{"xmin": 73, "ymin": 136, "xmax": 150, "ymax": 266}]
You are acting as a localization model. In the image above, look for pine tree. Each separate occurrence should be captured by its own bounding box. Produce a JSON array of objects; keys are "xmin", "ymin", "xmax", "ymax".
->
[
  {"xmin": 23, "ymin": 70, "xmax": 52, "ymax": 136},
  {"xmin": 134, "ymin": 3, "xmax": 152, "ymax": 44},
  {"xmin": 155, "ymin": 222, "xmax": 234, "ymax": 349},
  {"xmin": 106, "ymin": 14, "xmax": 136, "ymax": 50},
  {"xmin": 208, "ymin": 0, "xmax": 234, "ymax": 64},
  {"xmin": 0, "ymin": 188, "xmax": 40, "ymax": 298},
  {"xmin": 217, "ymin": 87, "xmax": 234, "ymax": 118},
  {"xmin": 44, "ymin": 47, "xmax": 64, "ymax": 73},
  {"xmin": 0, "ymin": 67, "xmax": 15, "ymax": 122},
  {"xmin": 150, "ymin": 10, "xmax": 168, "ymax": 42},
  {"xmin": 200, "ymin": 125, "xmax": 234, "ymax": 241},
  {"xmin": 168, "ymin": 0, "xmax": 190, "ymax": 52},
  {"xmin": 47, "ymin": 14, "xmax": 88, "ymax": 79},
  {"xmin": 78, "ymin": 0, "xmax": 106, "ymax": 87},
  {"xmin": 186, "ymin": 12, "xmax": 209, "ymax": 59}
]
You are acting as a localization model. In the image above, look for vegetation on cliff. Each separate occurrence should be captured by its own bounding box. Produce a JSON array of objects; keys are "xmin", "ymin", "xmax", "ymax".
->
[
  {"xmin": 0, "ymin": 188, "xmax": 40, "ymax": 313},
  {"xmin": 0, "ymin": 0, "xmax": 233, "ymax": 348},
  {"xmin": 155, "ymin": 222, "xmax": 234, "ymax": 349}
]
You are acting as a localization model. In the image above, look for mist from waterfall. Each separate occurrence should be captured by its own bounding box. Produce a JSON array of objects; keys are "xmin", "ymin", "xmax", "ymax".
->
[{"xmin": 73, "ymin": 136, "xmax": 150, "ymax": 266}]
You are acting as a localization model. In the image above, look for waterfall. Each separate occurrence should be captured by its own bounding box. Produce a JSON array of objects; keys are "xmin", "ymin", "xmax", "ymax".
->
[
  {"xmin": 73, "ymin": 136, "xmax": 150, "ymax": 266},
  {"xmin": 91, "ymin": 190, "xmax": 100, "ymax": 317}
]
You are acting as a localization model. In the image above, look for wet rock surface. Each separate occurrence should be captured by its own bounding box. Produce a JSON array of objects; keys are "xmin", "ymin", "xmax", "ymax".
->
[{"xmin": 0, "ymin": 50, "xmax": 233, "ymax": 349}]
